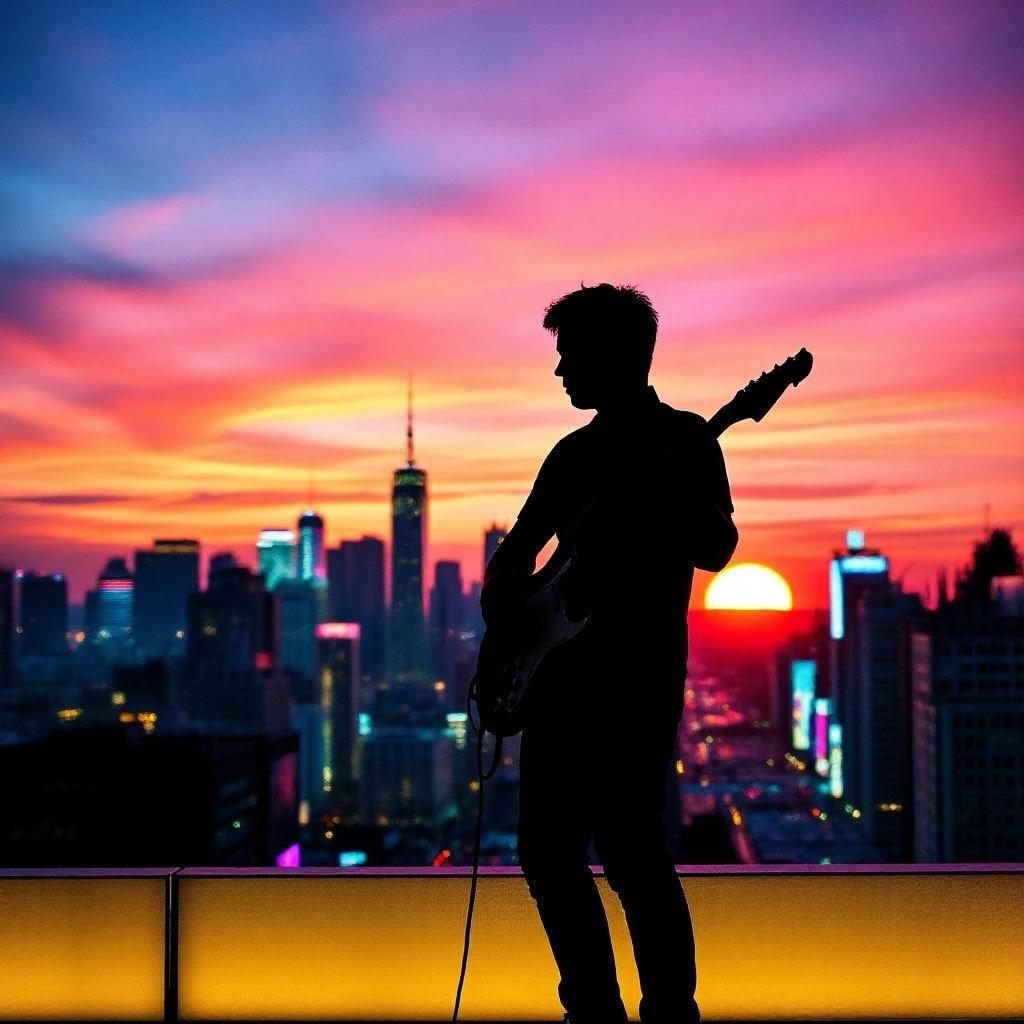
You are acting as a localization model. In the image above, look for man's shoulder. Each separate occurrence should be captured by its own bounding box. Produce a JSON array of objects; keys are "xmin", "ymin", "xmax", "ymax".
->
[
  {"xmin": 542, "ymin": 405, "xmax": 711, "ymax": 463},
  {"xmin": 545, "ymin": 421, "xmax": 594, "ymax": 460},
  {"xmin": 659, "ymin": 404, "xmax": 711, "ymax": 437}
]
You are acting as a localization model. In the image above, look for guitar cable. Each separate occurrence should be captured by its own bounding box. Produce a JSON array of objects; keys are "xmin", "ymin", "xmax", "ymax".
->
[{"xmin": 452, "ymin": 675, "xmax": 503, "ymax": 1022}]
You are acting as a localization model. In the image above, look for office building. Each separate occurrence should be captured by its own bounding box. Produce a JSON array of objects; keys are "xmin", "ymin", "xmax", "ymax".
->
[
  {"xmin": 0, "ymin": 568, "xmax": 13, "ymax": 688},
  {"xmin": 316, "ymin": 622, "xmax": 362, "ymax": 815},
  {"xmin": 110, "ymin": 658, "xmax": 176, "ymax": 729},
  {"xmin": 328, "ymin": 535, "xmax": 386, "ymax": 682},
  {"xmin": 133, "ymin": 539, "xmax": 200, "ymax": 659},
  {"xmin": 912, "ymin": 614, "xmax": 1023, "ymax": 861},
  {"xmin": 257, "ymin": 529, "xmax": 297, "ymax": 592},
  {"xmin": 360, "ymin": 725, "xmax": 454, "ymax": 827},
  {"xmin": 429, "ymin": 560, "xmax": 464, "ymax": 690},
  {"xmin": 856, "ymin": 586, "xmax": 926, "ymax": 860},
  {"xmin": 912, "ymin": 530, "xmax": 1024, "ymax": 862},
  {"xmin": 92, "ymin": 558, "xmax": 134, "ymax": 644},
  {"xmin": 297, "ymin": 510, "xmax": 329, "ymax": 621},
  {"xmin": 0, "ymin": 726, "xmax": 298, "ymax": 867},
  {"xmin": 828, "ymin": 530, "xmax": 890, "ymax": 803},
  {"xmin": 182, "ymin": 564, "xmax": 288, "ymax": 735},
  {"xmin": 483, "ymin": 522, "xmax": 507, "ymax": 579},
  {"xmin": 277, "ymin": 579, "xmax": 317, "ymax": 700},
  {"xmin": 20, "ymin": 572, "xmax": 68, "ymax": 658},
  {"xmin": 291, "ymin": 702, "xmax": 328, "ymax": 824},
  {"xmin": 463, "ymin": 578, "xmax": 485, "ymax": 643}
]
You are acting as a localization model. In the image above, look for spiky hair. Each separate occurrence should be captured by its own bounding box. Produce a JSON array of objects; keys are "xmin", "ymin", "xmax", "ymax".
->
[{"xmin": 542, "ymin": 282, "xmax": 658, "ymax": 374}]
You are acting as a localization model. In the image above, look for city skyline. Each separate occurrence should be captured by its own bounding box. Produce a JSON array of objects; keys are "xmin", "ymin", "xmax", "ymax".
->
[{"xmin": 2, "ymin": 3, "xmax": 1022, "ymax": 609}]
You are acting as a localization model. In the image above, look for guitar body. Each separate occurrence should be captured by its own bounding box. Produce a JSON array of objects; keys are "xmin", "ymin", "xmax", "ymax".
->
[
  {"xmin": 470, "ymin": 348, "xmax": 813, "ymax": 739},
  {"xmin": 471, "ymin": 529, "xmax": 590, "ymax": 736}
]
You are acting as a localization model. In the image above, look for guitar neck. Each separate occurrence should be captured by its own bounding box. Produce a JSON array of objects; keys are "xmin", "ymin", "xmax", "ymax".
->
[{"xmin": 705, "ymin": 405, "xmax": 735, "ymax": 440}]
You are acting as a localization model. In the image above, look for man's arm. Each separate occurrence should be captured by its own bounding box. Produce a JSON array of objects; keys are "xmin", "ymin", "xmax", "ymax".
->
[
  {"xmin": 684, "ymin": 417, "xmax": 738, "ymax": 572},
  {"xmin": 576, "ymin": 415, "xmax": 737, "ymax": 574},
  {"xmin": 686, "ymin": 491, "xmax": 738, "ymax": 573},
  {"xmin": 480, "ymin": 443, "xmax": 560, "ymax": 628}
]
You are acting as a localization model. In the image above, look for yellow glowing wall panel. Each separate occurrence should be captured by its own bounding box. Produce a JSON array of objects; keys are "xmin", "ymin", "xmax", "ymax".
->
[
  {"xmin": 0, "ymin": 874, "xmax": 166, "ymax": 1021},
  {"xmin": 177, "ymin": 869, "xmax": 1024, "ymax": 1021}
]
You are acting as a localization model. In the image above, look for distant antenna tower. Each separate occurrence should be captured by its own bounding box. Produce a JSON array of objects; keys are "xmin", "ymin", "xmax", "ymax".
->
[{"xmin": 406, "ymin": 373, "xmax": 416, "ymax": 467}]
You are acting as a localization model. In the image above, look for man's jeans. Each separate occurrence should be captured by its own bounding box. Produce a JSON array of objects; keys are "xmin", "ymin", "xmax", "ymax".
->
[{"xmin": 516, "ymin": 681, "xmax": 700, "ymax": 1024}]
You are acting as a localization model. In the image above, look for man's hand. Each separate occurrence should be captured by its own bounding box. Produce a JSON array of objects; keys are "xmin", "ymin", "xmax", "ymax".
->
[
  {"xmin": 480, "ymin": 574, "xmax": 530, "ymax": 631},
  {"xmin": 555, "ymin": 556, "xmax": 593, "ymax": 621}
]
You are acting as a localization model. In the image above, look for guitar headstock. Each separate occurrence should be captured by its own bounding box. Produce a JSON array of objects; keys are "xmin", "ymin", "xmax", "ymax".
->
[{"xmin": 711, "ymin": 348, "xmax": 813, "ymax": 435}]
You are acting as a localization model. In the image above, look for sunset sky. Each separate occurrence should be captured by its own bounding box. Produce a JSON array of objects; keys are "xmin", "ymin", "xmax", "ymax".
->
[{"xmin": 2, "ymin": 0, "xmax": 1022, "ymax": 608}]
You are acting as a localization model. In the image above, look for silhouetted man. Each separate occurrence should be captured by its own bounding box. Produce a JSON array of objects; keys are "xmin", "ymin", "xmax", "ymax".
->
[{"xmin": 481, "ymin": 283, "xmax": 737, "ymax": 1024}]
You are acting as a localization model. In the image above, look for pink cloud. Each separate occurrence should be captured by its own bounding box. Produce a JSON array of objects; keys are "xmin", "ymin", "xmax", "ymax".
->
[{"xmin": 90, "ymin": 193, "xmax": 207, "ymax": 248}]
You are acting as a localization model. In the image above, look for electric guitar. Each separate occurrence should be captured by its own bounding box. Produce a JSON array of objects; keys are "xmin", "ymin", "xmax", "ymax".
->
[{"xmin": 469, "ymin": 347, "xmax": 813, "ymax": 738}]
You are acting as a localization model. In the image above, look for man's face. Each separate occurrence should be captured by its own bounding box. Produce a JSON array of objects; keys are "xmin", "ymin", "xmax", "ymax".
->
[{"xmin": 553, "ymin": 328, "xmax": 616, "ymax": 409}]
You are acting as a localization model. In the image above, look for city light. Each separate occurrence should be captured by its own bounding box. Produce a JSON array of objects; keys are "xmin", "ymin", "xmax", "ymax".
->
[
  {"xmin": 275, "ymin": 843, "xmax": 301, "ymax": 868},
  {"xmin": 316, "ymin": 622, "xmax": 361, "ymax": 640}
]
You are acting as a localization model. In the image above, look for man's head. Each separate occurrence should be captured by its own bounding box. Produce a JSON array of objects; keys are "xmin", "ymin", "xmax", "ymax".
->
[{"xmin": 542, "ymin": 282, "xmax": 658, "ymax": 409}]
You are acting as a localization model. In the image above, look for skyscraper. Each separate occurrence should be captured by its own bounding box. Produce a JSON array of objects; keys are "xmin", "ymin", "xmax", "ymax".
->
[
  {"xmin": 828, "ymin": 530, "xmax": 890, "ymax": 804},
  {"xmin": 290, "ymin": 702, "xmax": 328, "ymax": 824},
  {"xmin": 856, "ymin": 585, "xmax": 925, "ymax": 860},
  {"xmin": 297, "ymin": 510, "xmax": 328, "ymax": 621},
  {"xmin": 389, "ymin": 380, "xmax": 428, "ymax": 683},
  {"xmin": 257, "ymin": 529, "xmax": 296, "ymax": 592},
  {"xmin": 0, "ymin": 568, "xmax": 13, "ymax": 688},
  {"xmin": 276, "ymin": 579, "xmax": 317, "ymax": 699},
  {"xmin": 912, "ymin": 529, "xmax": 1024, "ymax": 862},
  {"xmin": 182, "ymin": 564, "xmax": 288, "ymax": 734},
  {"xmin": 94, "ymin": 558, "xmax": 134, "ymax": 646},
  {"xmin": 133, "ymin": 539, "xmax": 200, "ymax": 659},
  {"xmin": 20, "ymin": 573, "xmax": 68, "ymax": 658},
  {"xmin": 430, "ymin": 559, "xmax": 464, "ymax": 690},
  {"xmin": 912, "ymin": 609, "xmax": 1024, "ymax": 862},
  {"xmin": 316, "ymin": 622, "xmax": 362, "ymax": 815},
  {"xmin": 328, "ymin": 535, "xmax": 386, "ymax": 682},
  {"xmin": 483, "ymin": 522, "xmax": 507, "ymax": 579}
]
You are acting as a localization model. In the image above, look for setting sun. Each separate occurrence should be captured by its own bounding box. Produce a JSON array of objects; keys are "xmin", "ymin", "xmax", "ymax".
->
[{"xmin": 704, "ymin": 563, "xmax": 794, "ymax": 611}]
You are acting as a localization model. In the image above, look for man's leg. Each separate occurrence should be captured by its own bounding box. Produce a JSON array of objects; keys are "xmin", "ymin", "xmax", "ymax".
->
[
  {"xmin": 517, "ymin": 715, "xmax": 628, "ymax": 1024},
  {"xmin": 592, "ymin": 713, "xmax": 700, "ymax": 1024}
]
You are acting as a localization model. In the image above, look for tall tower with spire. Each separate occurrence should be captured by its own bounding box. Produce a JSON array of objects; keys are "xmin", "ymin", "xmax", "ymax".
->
[{"xmin": 388, "ymin": 377, "xmax": 429, "ymax": 683}]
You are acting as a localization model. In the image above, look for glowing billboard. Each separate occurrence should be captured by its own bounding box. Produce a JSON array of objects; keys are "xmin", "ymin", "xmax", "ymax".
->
[
  {"xmin": 791, "ymin": 660, "xmax": 816, "ymax": 751},
  {"xmin": 814, "ymin": 698, "xmax": 832, "ymax": 777},
  {"xmin": 829, "ymin": 722, "xmax": 843, "ymax": 798}
]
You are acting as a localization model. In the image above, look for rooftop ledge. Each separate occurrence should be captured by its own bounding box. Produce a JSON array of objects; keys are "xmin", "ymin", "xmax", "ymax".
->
[{"xmin": 0, "ymin": 864, "xmax": 1021, "ymax": 1022}]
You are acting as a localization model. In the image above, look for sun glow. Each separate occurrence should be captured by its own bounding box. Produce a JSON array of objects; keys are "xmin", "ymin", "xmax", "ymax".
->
[{"xmin": 705, "ymin": 563, "xmax": 793, "ymax": 611}]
